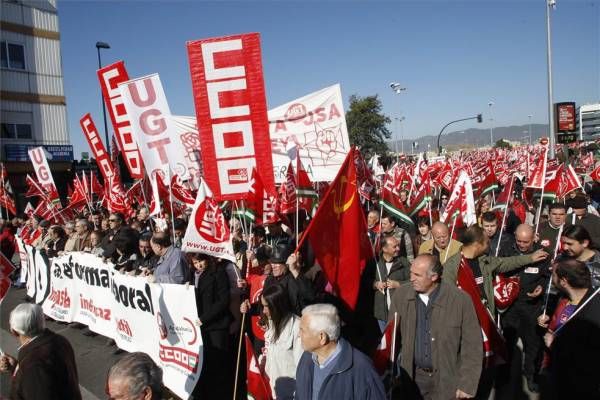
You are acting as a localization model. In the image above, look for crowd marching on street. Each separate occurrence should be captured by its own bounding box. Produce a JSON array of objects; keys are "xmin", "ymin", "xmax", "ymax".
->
[{"xmin": 1, "ymin": 142, "xmax": 600, "ymax": 400}]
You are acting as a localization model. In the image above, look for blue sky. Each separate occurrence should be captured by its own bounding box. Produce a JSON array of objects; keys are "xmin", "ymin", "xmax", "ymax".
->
[{"xmin": 59, "ymin": 0, "xmax": 600, "ymax": 158}]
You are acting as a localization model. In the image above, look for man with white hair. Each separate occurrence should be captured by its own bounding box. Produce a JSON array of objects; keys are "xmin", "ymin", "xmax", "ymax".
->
[
  {"xmin": 106, "ymin": 352, "xmax": 163, "ymax": 400},
  {"xmin": 0, "ymin": 303, "xmax": 82, "ymax": 400},
  {"xmin": 295, "ymin": 304, "xmax": 386, "ymax": 400}
]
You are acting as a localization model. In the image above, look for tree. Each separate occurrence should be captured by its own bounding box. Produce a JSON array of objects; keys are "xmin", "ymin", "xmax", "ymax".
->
[
  {"xmin": 494, "ymin": 139, "xmax": 512, "ymax": 149},
  {"xmin": 345, "ymin": 94, "xmax": 391, "ymax": 157}
]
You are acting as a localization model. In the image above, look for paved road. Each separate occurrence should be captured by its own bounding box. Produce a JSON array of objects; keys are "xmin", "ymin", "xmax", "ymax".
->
[{"xmin": 0, "ymin": 286, "xmax": 122, "ymax": 400}]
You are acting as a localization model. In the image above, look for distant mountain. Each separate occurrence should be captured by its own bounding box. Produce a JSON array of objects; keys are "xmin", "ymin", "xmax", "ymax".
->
[{"xmin": 389, "ymin": 124, "xmax": 550, "ymax": 152}]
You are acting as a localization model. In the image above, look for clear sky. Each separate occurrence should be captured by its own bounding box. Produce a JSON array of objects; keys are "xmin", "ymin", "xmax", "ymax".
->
[{"xmin": 58, "ymin": 0, "xmax": 600, "ymax": 158}]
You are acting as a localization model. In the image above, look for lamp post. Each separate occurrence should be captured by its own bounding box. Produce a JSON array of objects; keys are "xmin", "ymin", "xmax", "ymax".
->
[
  {"xmin": 96, "ymin": 41, "xmax": 111, "ymax": 155},
  {"xmin": 390, "ymin": 82, "xmax": 406, "ymax": 158},
  {"xmin": 528, "ymin": 114, "xmax": 533, "ymax": 145},
  {"xmin": 546, "ymin": 0, "xmax": 556, "ymax": 158},
  {"xmin": 488, "ymin": 101, "xmax": 494, "ymax": 147},
  {"xmin": 395, "ymin": 116, "xmax": 406, "ymax": 155}
]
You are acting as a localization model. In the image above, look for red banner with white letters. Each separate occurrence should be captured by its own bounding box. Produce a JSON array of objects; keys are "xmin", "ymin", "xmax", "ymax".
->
[
  {"xmin": 80, "ymin": 113, "xmax": 115, "ymax": 181},
  {"xmin": 187, "ymin": 32, "xmax": 274, "ymax": 201},
  {"xmin": 97, "ymin": 61, "xmax": 144, "ymax": 179}
]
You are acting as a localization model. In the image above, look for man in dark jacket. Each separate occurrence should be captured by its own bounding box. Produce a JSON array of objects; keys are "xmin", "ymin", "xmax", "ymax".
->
[
  {"xmin": 189, "ymin": 253, "xmax": 232, "ymax": 399},
  {"xmin": 566, "ymin": 195, "xmax": 600, "ymax": 249},
  {"xmin": 498, "ymin": 224, "xmax": 550, "ymax": 393},
  {"xmin": 296, "ymin": 303, "xmax": 386, "ymax": 400},
  {"xmin": 481, "ymin": 211, "xmax": 512, "ymax": 257},
  {"xmin": 264, "ymin": 244, "xmax": 315, "ymax": 315},
  {"xmin": 542, "ymin": 259, "xmax": 600, "ymax": 399},
  {"xmin": 0, "ymin": 303, "xmax": 82, "ymax": 400},
  {"xmin": 371, "ymin": 236, "xmax": 410, "ymax": 330},
  {"xmin": 101, "ymin": 212, "xmax": 139, "ymax": 261}
]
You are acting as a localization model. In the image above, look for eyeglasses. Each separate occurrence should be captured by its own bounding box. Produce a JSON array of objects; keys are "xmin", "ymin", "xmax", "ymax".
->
[{"xmin": 108, "ymin": 219, "xmax": 119, "ymax": 222}]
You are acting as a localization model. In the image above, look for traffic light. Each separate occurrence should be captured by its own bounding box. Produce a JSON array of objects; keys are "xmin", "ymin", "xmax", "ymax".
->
[{"xmin": 477, "ymin": 114, "xmax": 483, "ymax": 123}]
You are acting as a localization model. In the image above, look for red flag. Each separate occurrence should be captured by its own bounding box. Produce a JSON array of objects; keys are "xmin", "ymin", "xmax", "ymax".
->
[
  {"xmin": 24, "ymin": 174, "xmax": 46, "ymax": 198},
  {"xmin": 0, "ymin": 182, "xmax": 16, "ymax": 216},
  {"xmin": 278, "ymin": 162, "xmax": 297, "ymax": 215},
  {"xmin": 248, "ymin": 273, "xmax": 267, "ymax": 341},
  {"xmin": 456, "ymin": 257, "xmax": 507, "ymax": 368},
  {"xmin": 559, "ymin": 164, "xmax": 582, "ymax": 198},
  {"xmin": 372, "ymin": 320, "xmax": 395, "ymax": 375},
  {"xmin": 245, "ymin": 334, "xmax": 272, "ymax": 400},
  {"xmin": 246, "ymin": 168, "xmax": 278, "ymax": 225},
  {"xmin": 590, "ymin": 163, "xmax": 600, "ymax": 182},
  {"xmin": 298, "ymin": 147, "xmax": 374, "ymax": 310},
  {"xmin": 0, "ymin": 252, "xmax": 15, "ymax": 303},
  {"xmin": 527, "ymin": 147, "xmax": 548, "ymax": 189},
  {"xmin": 171, "ymin": 174, "xmax": 196, "ymax": 206},
  {"xmin": 492, "ymin": 175, "xmax": 515, "ymax": 211}
]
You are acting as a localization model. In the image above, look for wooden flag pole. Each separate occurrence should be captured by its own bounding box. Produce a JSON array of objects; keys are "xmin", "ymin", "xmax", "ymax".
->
[{"xmin": 232, "ymin": 311, "xmax": 247, "ymax": 400}]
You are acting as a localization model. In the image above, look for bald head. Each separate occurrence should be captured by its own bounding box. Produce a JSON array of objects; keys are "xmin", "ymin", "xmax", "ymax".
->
[
  {"xmin": 431, "ymin": 222, "xmax": 450, "ymax": 249},
  {"xmin": 515, "ymin": 224, "xmax": 534, "ymax": 253}
]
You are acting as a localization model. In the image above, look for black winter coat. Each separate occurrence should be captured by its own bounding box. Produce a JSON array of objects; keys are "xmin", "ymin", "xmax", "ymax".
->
[{"xmin": 190, "ymin": 266, "xmax": 232, "ymax": 332}]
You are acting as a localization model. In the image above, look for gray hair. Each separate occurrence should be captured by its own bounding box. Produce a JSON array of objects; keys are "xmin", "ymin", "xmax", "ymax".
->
[
  {"xmin": 108, "ymin": 352, "xmax": 163, "ymax": 399},
  {"xmin": 418, "ymin": 254, "xmax": 443, "ymax": 278},
  {"xmin": 301, "ymin": 304, "xmax": 341, "ymax": 341},
  {"xmin": 65, "ymin": 221, "xmax": 75, "ymax": 229},
  {"xmin": 9, "ymin": 303, "xmax": 45, "ymax": 337},
  {"xmin": 76, "ymin": 219, "xmax": 90, "ymax": 229}
]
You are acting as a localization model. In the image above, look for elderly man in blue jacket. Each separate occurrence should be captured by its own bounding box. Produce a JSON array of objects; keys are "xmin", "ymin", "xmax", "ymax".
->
[{"xmin": 295, "ymin": 303, "xmax": 386, "ymax": 400}]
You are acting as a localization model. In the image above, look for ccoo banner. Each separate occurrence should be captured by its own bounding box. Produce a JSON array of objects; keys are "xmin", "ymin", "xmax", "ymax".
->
[
  {"xmin": 187, "ymin": 32, "xmax": 274, "ymax": 200},
  {"xmin": 80, "ymin": 113, "xmax": 115, "ymax": 181},
  {"xmin": 19, "ymin": 241, "xmax": 202, "ymax": 400}
]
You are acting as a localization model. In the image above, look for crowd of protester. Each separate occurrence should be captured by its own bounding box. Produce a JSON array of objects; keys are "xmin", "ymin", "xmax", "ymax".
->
[{"xmin": 1, "ymin": 176, "xmax": 600, "ymax": 400}]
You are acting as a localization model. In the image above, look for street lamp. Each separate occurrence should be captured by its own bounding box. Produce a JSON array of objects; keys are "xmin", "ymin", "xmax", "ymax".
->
[
  {"xmin": 390, "ymin": 82, "xmax": 407, "ymax": 160},
  {"xmin": 96, "ymin": 41, "xmax": 111, "ymax": 155},
  {"xmin": 546, "ymin": 0, "xmax": 556, "ymax": 158},
  {"xmin": 528, "ymin": 114, "xmax": 533, "ymax": 145},
  {"xmin": 395, "ymin": 116, "xmax": 406, "ymax": 155},
  {"xmin": 389, "ymin": 82, "xmax": 406, "ymax": 94},
  {"xmin": 437, "ymin": 114, "xmax": 483, "ymax": 155},
  {"xmin": 488, "ymin": 101, "xmax": 494, "ymax": 147}
]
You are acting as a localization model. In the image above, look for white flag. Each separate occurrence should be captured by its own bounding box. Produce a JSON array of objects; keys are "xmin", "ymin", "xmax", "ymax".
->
[{"xmin": 181, "ymin": 179, "xmax": 235, "ymax": 262}]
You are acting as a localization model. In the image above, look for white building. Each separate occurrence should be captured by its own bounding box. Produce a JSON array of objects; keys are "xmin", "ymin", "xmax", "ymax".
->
[
  {"xmin": 1, "ymin": 0, "xmax": 71, "ymax": 211},
  {"xmin": 577, "ymin": 103, "xmax": 600, "ymax": 140}
]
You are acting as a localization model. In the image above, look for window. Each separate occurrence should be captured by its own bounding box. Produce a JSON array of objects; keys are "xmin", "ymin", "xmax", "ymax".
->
[
  {"xmin": 0, "ymin": 41, "xmax": 25, "ymax": 70},
  {"xmin": 1, "ymin": 123, "xmax": 32, "ymax": 139},
  {"xmin": 0, "ymin": 111, "xmax": 33, "ymax": 139}
]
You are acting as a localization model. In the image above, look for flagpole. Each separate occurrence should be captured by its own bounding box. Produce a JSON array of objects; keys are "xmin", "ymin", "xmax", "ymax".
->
[
  {"xmin": 534, "ymin": 148, "xmax": 549, "ymax": 236},
  {"xmin": 445, "ymin": 215, "xmax": 457, "ymax": 263},
  {"xmin": 167, "ymin": 170, "xmax": 176, "ymax": 246},
  {"xmin": 140, "ymin": 176, "xmax": 155, "ymax": 233},
  {"xmin": 494, "ymin": 176, "xmax": 514, "ymax": 257},
  {"xmin": 543, "ymin": 223, "xmax": 564, "ymax": 316},
  {"xmin": 295, "ymin": 197, "xmax": 299, "ymax": 248},
  {"xmin": 390, "ymin": 312, "xmax": 398, "ymax": 377},
  {"xmin": 233, "ymin": 311, "xmax": 247, "ymax": 400},
  {"xmin": 0, "ymin": 172, "xmax": 6, "ymax": 220}
]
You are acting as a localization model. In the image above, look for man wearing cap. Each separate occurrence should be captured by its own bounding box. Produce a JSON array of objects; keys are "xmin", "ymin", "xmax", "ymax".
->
[
  {"xmin": 566, "ymin": 195, "xmax": 600, "ymax": 249},
  {"xmin": 264, "ymin": 244, "xmax": 315, "ymax": 315}
]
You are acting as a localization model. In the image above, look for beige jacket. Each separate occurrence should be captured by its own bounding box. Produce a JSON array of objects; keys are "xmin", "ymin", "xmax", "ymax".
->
[{"xmin": 418, "ymin": 238, "xmax": 462, "ymax": 264}]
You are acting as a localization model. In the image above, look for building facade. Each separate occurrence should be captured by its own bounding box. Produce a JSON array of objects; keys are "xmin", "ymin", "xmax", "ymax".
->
[
  {"xmin": 1, "ymin": 0, "xmax": 72, "ymax": 214},
  {"xmin": 577, "ymin": 103, "xmax": 600, "ymax": 140}
]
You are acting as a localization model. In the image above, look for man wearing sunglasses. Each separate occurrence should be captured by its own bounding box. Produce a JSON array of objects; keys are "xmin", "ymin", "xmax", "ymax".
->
[{"xmin": 101, "ymin": 212, "xmax": 139, "ymax": 262}]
